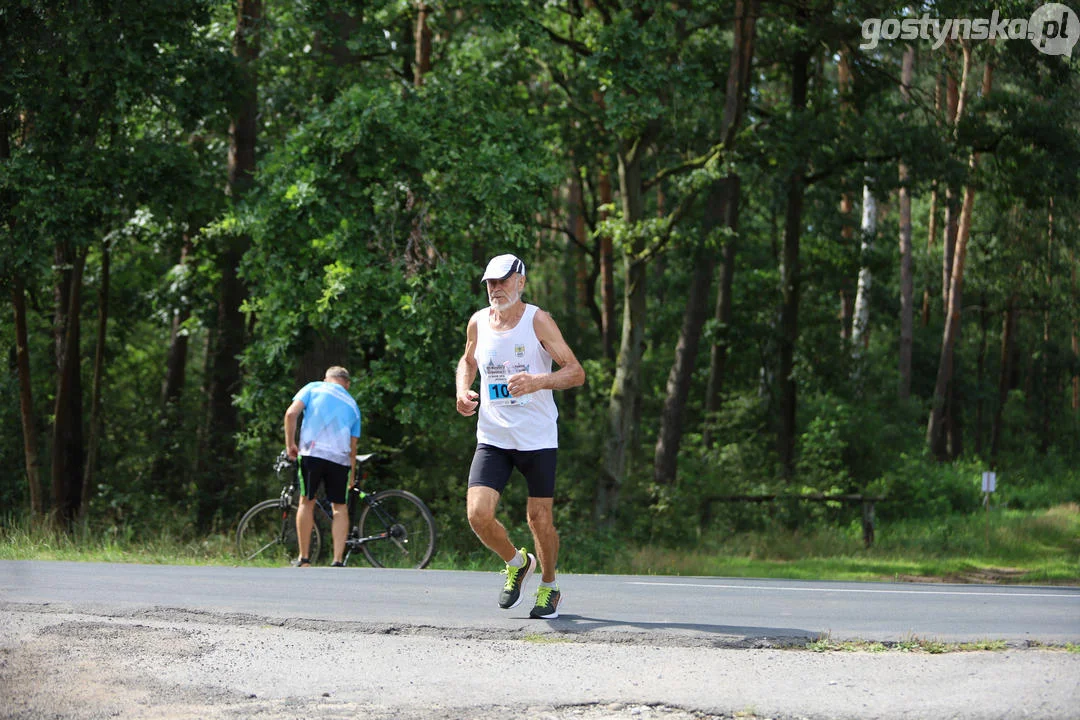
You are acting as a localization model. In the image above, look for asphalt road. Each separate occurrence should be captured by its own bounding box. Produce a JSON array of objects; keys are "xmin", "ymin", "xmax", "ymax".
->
[
  {"xmin": 1, "ymin": 560, "xmax": 1078, "ymax": 719},
  {"xmin": 2, "ymin": 560, "xmax": 1077, "ymax": 645}
]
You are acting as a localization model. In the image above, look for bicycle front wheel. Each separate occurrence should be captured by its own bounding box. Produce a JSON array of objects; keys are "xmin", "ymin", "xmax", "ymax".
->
[
  {"xmin": 236, "ymin": 499, "xmax": 322, "ymax": 565},
  {"xmin": 357, "ymin": 490, "xmax": 436, "ymax": 569}
]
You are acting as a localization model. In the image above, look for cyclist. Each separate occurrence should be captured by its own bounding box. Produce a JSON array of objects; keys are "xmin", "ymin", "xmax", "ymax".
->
[
  {"xmin": 284, "ymin": 366, "xmax": 361, "ymax": 567},
  {"xmin": 455, "ymin": 254, "xmax": 585, "ymax": 619}
]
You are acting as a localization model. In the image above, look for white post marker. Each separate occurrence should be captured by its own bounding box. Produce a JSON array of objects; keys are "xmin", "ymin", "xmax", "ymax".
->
[{"xmin": 982, "ymin": 471, "xmax": 997, "ymax": 547}]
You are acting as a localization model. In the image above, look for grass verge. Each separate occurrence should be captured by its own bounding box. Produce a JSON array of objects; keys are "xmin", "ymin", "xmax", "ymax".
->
[
  {"xmin": 618, "ymin": 504, "xmax": 1080, "ymax": 585},
  {"xmin": 2, "ymin": 505, "xmax": 1077, "ymax": 586}
]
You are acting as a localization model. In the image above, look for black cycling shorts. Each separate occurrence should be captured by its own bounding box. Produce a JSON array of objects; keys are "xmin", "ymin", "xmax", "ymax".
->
[
  {"xmin": 298, "ymin": 455, "xmax": 350, "ymax": 505},
  {"xmin": 467, "ymin": 443, "xmax": 557, "ymax": 499}
]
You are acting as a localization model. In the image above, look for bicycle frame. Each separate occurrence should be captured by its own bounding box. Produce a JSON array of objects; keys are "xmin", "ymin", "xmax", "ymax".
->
[
  {"xmin": 349, "ymin": 490, "xmax": 409, "ymax": 550},
  {"xmin": 238, "ymin": 450, "xmax": 435, "ymax": 568},
  {"xmin": 306, "ymin": 454, "xmax": 396, "ymax": 552}
]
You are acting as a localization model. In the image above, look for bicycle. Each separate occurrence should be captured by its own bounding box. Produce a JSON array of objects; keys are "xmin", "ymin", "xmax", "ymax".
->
[{"xmin": 235, "ymin": 450, "xmax": 437, "ymax": 569}]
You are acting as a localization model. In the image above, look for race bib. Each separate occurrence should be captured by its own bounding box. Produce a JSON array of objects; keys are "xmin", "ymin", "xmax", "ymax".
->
[{"xmin": 485, "ymin": 361, "xmax": 530, "ymax": 407}]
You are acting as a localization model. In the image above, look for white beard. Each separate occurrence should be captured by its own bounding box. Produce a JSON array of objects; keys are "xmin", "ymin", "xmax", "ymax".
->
[{"xmin": 490, "ymin": 289, "xmax": 520, "ymax": 311}]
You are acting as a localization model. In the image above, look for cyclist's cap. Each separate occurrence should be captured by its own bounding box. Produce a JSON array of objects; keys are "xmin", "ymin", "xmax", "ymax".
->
[{"xmin": 481, "ymin": 254, "xmax": 526, "ymax": 283}]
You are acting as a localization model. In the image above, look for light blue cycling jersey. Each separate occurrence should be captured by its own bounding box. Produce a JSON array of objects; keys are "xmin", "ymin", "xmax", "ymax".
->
[{"xmin": 294, "ymin": 381, "xmax": 361, "ymax": 467}]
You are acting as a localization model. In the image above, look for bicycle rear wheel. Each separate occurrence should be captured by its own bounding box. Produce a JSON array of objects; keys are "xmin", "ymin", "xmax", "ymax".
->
[
  {"xmin": 236, "ymin": 499, "xmax": 322, "ymax": 565},
  {"xmin": 356, "ymin": 490, "xmax": 436, "ymax": 569}
]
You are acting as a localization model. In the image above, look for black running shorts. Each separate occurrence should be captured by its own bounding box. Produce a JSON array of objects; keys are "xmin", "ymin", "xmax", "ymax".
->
[
  {"xmin": 467, "ymin": 443, "xmax": 557, "ymax": 498},
  {"xmin": 298, "ymin": 455, "xmax": 350, "ymax": 504}
]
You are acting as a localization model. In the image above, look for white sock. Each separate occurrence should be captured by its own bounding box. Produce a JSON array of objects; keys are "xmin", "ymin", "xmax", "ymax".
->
[
  {"xmin": 506, "ymin": 550, "xmax": 524, "ymax": 568},
  {"xmin": 539, "ymin": 579, "xmax": 557, "ymax": 589}
]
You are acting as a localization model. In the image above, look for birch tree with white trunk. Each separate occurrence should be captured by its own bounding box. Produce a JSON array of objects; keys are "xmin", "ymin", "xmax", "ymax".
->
[{"xmin": 850, "ymin": 180, "xmax": 876, "ymax": 357}]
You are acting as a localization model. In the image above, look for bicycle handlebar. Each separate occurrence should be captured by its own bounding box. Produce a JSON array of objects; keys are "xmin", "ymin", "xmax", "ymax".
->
[{"xmin": 274, "ymin": 450, "xmax": 295, "ymax": 473}]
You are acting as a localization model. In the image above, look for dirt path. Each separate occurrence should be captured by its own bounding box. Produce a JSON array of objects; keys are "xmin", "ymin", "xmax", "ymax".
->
[{"xmin": 3, "ymin": 603, "xmax": 1078, "ymax": 720}]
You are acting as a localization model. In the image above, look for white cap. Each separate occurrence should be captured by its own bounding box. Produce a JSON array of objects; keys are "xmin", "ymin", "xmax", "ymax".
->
[{"xmin": 480, "ymin": 254, "xmax": 526, "ymax": 283}]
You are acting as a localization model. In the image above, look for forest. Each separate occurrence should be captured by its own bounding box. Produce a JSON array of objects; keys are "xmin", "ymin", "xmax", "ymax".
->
[{"xmin": 2, "ymin": 0, "xmax": 1079, "ymax": 562}]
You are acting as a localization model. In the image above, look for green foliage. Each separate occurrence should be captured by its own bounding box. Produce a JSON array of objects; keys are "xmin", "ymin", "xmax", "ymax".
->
[
  {"xmin": 234, "ymin": 65, "xmax": 561, "ymax": 523},
  {"xmin": 992, "ymin": 452, "xmax": 1080, "ymax": 510},
  {"xmin": 2, "ymin": 0, "xmax": 1080, "ymax": 565},
  {"xmin": 796, "ymin": 398, "xmax": 853, "ymax": 490},
  {"xmin": 875, "ymin": 455, "xmax": 984, "ymax": 521}
]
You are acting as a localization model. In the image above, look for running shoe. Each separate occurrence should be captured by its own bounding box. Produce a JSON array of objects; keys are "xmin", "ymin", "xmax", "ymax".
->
[
  {"xmin": 530, "ymin": 585, "xmax": 562, "ymax": 619},
  {"xmin": 498, "ymin": 548, "xmax": 536, "ymax": 609}
]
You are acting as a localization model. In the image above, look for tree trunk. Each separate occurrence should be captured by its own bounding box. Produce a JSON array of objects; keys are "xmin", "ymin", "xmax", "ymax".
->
[
  {"xmin": 568, "ymin": 170, "xmax": 590, "ymax": 347},
  {"xmin": 989, "ymin": 294, "xmax": 1018, "ymax": 465},
  {"xmin": 162, "ymin": 239, "xmax": 193, "ymax": 406},
  {"xmin": 941, "ymin": 47, "xmax": 959, "ymax": 317},
  {"xmin": 150, "ymin": 238, "xmax": 194, "ymax": 502},
  {"xmin": 12, "ymin": 277, "xmax": 44, "ymax": 517},
  {"xmin": 837, "ymin": 50, "xmax": 855, "ymax": 341},
  {"xmin": 652, "ymin": 186, "xmax": 667, "ymax": 307},
  {"xmin": 897, "ymin": 44, "xmax": 915, "ymax": 399},
  {"xmin": 200, "ymin": 0, "xmax": 260, "ymax": 528},
  {"xmin": 702, "ymin": 180, "xmax": 741, "ymax": 448},
  {"xmin": 777, "ymin": 44, "xmax": 811, "ymax": 479},
  {"xmin": 597, "ymin": 135, "xmax": 651, "ymax": 524},
  {"xmin": 404, "ymin": 4, "xmax": 436, "ymax": 268},
  {"xmin": 572, "ymin": 168, "xmax": 604, "ymax": 345},
  {"xmin": 1073, "ymin": 248, "xmax": 1079, "ymax": 412},
  {"xmin": 940, "ymin": 45, "xmax": 961, "ymax": 315},
  {"xmin": 201, "ymin": 245, "xmax": 246, "ymax": 526},
  {"xmin": 839, "ymin": 196, "xmax": 855, "ymax": 340},
  {"xmin": 598, "ymin": 170, "xmax": 615, "ymax": 361},
  {"xmin": 974, "ymin": 293, "xmax": 988, "ymax": 456},
  {"xmin": 81, "ymin": 239, "xmax": 111, "ymax": 520},
  {"xmin": 656, "ymin": 0, "xmax": 758, "ymax": 480},
  {"xmin": 654, "ymin": 243, "xmax": 714, "ymax": 485},
  {"xmin": 850, "ymin": 181, "xmax": 876, "ymax": 356},
  {"xmin": 942, "ymin": 189, "xmax": 959, "ymax": 313},
  {"xmin": 414, "ymin": 2, "xmax": 432, "ymax": 87},
  {"xmin": 922, "ymin": 182, "xmax": 938, "ymax": 327},
  {"xmin": 594, "ymin": 91, "xmax": 616, "ymax": 362},
  {"xmin": 4, "ymin": 114, "xmax": 44, "ymax": 518},
  {"xmin": 942, "ymin": 45, "xmax": 978, "ymax": 460},
  {"xmin": 928, "ymin": 44, "xmax": 993, "ymax": 460},
  {"xmin": 704, "ymin": 0, "xmax": 759, "ymax": 446},
  {"xmin": 51, "ymin": 244, "xmax": 87, "ymax": 527},
  {"xmin": 227, "ymin": 0, "xmax": 259, "ymax": 200},
  {"xmin": 921, "ymin": 71, "xmax": 943, "ymax": 327},
  {"xmin": 656, "ymin": 182, "xmax": 735, "ymax": 483},
  {"xmin": 1039, "ymin": 197, "xmax": 1054, "ymax": 452}
]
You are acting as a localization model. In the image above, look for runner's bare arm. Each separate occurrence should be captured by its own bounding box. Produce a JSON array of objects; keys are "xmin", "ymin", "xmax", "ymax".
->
[
  {"xmin": 456, "ymin": 315, "xmax": 481, "ymax": 416},
  {"xmin": 507, "ymin": 310, "xmax": 585, "ymax": 396}
]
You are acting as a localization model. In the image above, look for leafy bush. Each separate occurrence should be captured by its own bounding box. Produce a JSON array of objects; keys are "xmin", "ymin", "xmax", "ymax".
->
[
  {"xmin": 875, "ymin": 454, "xmax": 983, "ymax": 521},
  {"xmin": 992, "ymin": 450, "xmax": 1080, "ymax": 509},
  {"xmin": 796, "ymin": 401, "xmax": 852, "ymax": 490}
]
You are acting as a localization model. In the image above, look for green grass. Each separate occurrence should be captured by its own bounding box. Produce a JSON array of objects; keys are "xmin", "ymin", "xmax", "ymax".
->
[
  {"xmin": 2, "ymin": 504, "xmax": 1078, "ymax": 586},
  {"xmin": 0, "ymin": 520, "xmax": 243, "ymax": 566},
  {"xmin": 617, "ymin": 504, "xmax": 1080, "ymax": 585}
]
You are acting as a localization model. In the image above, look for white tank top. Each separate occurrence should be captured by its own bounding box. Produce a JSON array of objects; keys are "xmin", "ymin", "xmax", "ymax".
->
[{"xmin": 472, "ymin": 304, "xmax": 559, "ymax": 450}]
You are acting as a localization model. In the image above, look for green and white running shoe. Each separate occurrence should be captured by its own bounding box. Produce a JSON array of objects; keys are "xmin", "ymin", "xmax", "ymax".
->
[
  {"xmin": 530, "ymin": 585, "xmax": 562, "ymax": 619},
  {"xmin": 498, "ymin": 548, "xmax": 536, "ymax": 609}
]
